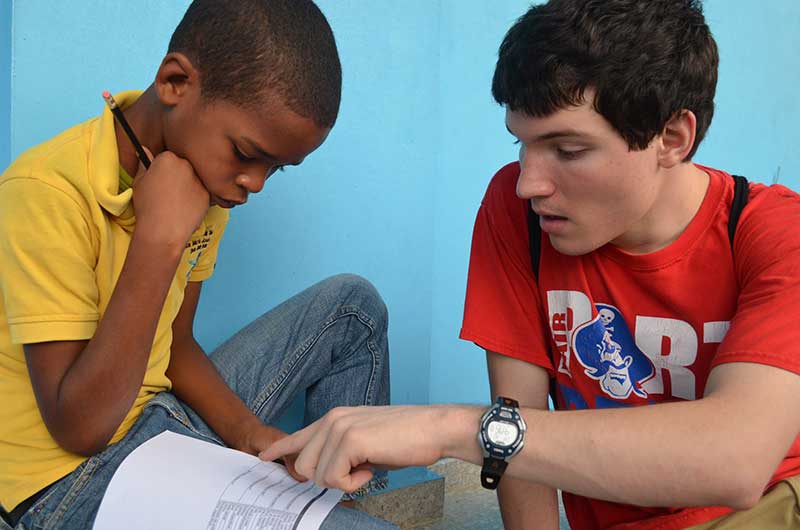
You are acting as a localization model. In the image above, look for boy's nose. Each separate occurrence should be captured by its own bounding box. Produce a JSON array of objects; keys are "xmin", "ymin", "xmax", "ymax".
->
[{"xmin": 236, "ymin": 171, "xmax": 267, "ymax": 194}]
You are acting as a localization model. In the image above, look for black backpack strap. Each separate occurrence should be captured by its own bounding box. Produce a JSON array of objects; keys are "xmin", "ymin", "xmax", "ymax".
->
[
  {"xmin": 729, "ymin": 175, "xmax": 749, "ymax": 250},
  {"xmin": 527, "ymin": 206, "xmax": 541, "ymax": 281},
  {"xmin": 526, "ymin": 204, "xmax": 557, "ymax": 405}
]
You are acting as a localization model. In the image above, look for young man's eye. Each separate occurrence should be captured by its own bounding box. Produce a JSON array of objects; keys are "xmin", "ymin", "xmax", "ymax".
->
[{"xmin": 556, "ymin": 147, "xmax": 586, "ymax": 161}]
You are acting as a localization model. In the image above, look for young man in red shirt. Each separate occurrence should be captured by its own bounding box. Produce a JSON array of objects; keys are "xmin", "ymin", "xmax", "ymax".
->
[{"xmin": 263, "ymin": 1, "xmax": 800, "ymax": 528}]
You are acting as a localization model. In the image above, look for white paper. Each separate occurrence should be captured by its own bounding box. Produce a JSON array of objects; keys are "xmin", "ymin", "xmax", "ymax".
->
[{"xmin": 93, "ymin": 431, "xmax": 342, "ymax": 530}]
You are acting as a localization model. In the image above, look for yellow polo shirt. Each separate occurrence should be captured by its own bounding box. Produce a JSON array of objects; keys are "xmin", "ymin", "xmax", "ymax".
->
[{"xmin": 0, "ymin": 92, "xmax": 229, "ymax": 510}]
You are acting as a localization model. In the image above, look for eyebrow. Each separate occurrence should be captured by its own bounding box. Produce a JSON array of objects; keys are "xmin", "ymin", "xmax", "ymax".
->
[
  {"xmin": 505, "ymin": 125, "xmax": 592, "ymax": 142},
  {"xmin": 240, "ymin": 136, "xmax": 302, "ymax": 166}
]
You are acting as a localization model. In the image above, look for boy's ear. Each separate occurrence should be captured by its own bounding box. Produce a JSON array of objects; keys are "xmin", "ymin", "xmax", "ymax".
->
[
  {"xmin": 154, "ymin": 52, "xmax": 200, "ymax": 107},
  {"xmin": 657, "ymin": 109, "xmax": 697, "ymax": 168}
]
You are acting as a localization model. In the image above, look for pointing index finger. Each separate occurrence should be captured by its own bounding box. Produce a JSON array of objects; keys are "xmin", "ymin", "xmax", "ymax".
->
[{"xmin": 259, "ymin": 427, "xmax": 310, "ymax": 462}]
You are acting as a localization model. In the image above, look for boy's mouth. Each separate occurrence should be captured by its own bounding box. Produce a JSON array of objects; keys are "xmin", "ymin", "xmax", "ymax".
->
[{"xmin": 214, "ymin": 196, "xmax": 244, "ymax": 209}]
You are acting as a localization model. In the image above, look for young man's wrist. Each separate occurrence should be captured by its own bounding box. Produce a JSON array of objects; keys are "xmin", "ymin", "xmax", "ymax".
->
[{"xmin": 440, "ymin": 405, "xmax": 485, "ymax": 465}]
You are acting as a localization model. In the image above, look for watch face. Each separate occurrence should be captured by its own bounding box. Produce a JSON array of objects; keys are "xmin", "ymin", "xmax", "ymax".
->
[{"xmin": 487, "ymin": 420, "xmax": 519, "ymax": 447}]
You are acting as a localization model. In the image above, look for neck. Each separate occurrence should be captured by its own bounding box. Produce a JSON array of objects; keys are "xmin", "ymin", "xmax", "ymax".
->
[
  {"xmin": 613, "ymin": 163, "xmax": 710, "ymax": 254},
  {"xmin": 113, "ymin": 85, "xmax": 165, "ymax": 178}
]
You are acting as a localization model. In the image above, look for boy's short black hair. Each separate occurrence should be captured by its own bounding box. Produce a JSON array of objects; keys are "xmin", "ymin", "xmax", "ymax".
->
[
  {"xmin": 492, "ymin": 0, "xmax": 718, "ymax": 159},
  {"xmin": 169, "ymin": 0, "xmax": 342, "ymax": 128}
]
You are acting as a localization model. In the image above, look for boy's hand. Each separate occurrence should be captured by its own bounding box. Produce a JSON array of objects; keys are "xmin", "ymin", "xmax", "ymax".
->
[
  {"xmin": 238, "ymin": 423, "xmax": 306, "ymax": 482},
  {"xmin": 132, "ymin": 149, "xmax": 210, "ymax": 248}
]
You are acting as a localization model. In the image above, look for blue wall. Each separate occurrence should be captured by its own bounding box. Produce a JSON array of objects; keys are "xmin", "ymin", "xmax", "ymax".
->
[
  {"xmin": 6, "ymin": 1, "xmax": 800, "ymax": 415},
  {"xmin": 0, "ymin": 0, "xmax": 10, "ymax": 171},
  {"xmin": 429, "ymin": 1, "xmax": 531, "ymax": 404},
  {"xmin": 699, "ymin": 0, "xmax": 800, "ymax": 186}
]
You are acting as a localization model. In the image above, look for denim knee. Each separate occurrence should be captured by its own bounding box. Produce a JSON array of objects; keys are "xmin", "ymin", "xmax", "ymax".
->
[{"xmin": 321, "ymin": 274, "xmax": 388, "ymax": 329}]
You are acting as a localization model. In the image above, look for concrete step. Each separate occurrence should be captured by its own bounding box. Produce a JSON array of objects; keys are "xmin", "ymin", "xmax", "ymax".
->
[
  {"xmin": 353, "ymin": 466, "xmax": 445, "ymax": 529},
  {"xmin": 425, "ymin": 458, "xmax": 572, "ymax": 530},
  {"xmin": 354, "ymin": 459, "xmax": 572, "ymax": 529}
]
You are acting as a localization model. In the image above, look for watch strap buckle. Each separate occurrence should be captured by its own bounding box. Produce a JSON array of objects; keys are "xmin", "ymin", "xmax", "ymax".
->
[{"xmin": 480, "ymin": 457, "xmax": 508, "ymax": 489}]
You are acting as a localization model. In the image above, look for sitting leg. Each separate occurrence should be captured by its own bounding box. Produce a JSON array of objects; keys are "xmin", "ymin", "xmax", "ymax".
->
[{"xmin": 183, "ymin": 274, "xmax": 395, "ymax": 528}]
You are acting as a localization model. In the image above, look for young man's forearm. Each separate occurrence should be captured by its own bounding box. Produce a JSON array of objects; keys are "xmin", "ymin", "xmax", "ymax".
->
[
  {"xmin": 48, "ymin": 234, "xmax": 185, "ymax": 454},
  {"xmin": 444, "ymin": 393, "xmax": 786, "ymax": 510}
]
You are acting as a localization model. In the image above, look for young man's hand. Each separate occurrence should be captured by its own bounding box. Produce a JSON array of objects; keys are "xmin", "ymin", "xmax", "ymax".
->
[
  {"xmin": 258, "ymin": 405, "xmax": 481, "ymax": 493},
  {"xmin": 236, "ymin": 422, "xmax": 306, "ymax": 482},
  {"xmin": 132, "ymin": 149, "xmax": 210, "ymax": 249}
]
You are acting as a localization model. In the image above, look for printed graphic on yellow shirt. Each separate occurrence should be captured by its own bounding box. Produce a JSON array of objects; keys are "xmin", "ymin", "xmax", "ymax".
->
[{"xmin": 186, "ymin": 227, "xmax": 216, "ymax": 279}]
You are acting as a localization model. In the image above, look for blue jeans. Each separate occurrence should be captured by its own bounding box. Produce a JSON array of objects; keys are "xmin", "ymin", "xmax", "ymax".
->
[{"xmin": 6, "ymin": 274, "xmax": 398, "ymax": 530}]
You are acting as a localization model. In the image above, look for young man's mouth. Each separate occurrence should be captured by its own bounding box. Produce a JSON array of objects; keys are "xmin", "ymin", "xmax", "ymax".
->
[
  {"xmin": 538, "ymin": 213, "xmax": 569, "ymax": 232},
  {"xmin": 541, "ymin": 214, "xmax": 567, "ymax": 221}
]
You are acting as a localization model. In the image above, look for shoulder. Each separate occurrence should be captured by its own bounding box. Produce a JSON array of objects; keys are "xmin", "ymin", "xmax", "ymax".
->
[
  {"xmin": 478, "ymin": 162, "xmax": 528, "ymax": 232},
  {"xmin": 468, "ymin": 162, "xmax": 531, "ymax": 266},
  {"xmin": 735, "ymin": 180, "xmax": 800, "ymax": 280},
  {"xmin": 482, "ymin": 161, "xmax": 522, "ymax": 207},
  {"xmin": 738, "ymin": 182, "xmax": 800, "ymax": 244},
  {"xmin": 1, "ymin": 119, "xmax": 97, "ymax": 209}
]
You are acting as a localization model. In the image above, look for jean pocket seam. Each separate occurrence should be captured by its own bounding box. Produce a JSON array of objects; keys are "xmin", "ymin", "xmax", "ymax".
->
[
  {"xmin": 26, "ymin": 480, "xmax": 62, "ymax": 523},
  {"xmin": 40, "ymin": 456, "xmax": 103, "ymax": 530},
  {"xmin": 146, "ymin": 400, "xmax": 221, "ymax": 445}
]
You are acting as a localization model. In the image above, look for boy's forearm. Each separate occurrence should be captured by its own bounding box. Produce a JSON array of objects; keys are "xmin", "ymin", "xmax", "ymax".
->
[
  {"xmin": 52, "ymin": 234, "xmax": 185, "ymax": 454},
  {"xmin": 166, "ymin": 336, "xmax": 262, "ymax": 451}
]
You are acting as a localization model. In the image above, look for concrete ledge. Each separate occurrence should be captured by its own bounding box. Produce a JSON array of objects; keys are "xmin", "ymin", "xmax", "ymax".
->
[
  {"xmin": 353, "ymin": 459, "xmax": 572, "ymax": 529},
  {"xmin": 427, "ymin": 458, "xmax": 572, "ymax": 530},
  {"xmin": 354, "ymin": 467, "xmax": 445, "ymax": 529},
  {"xmin": 429, "ymin": 457, "xmax": 481, "ymax": 495}
]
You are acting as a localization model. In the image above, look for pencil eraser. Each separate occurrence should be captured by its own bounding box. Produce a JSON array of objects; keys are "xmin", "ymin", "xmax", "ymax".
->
[{"xmin": 102, "ymin": 90, "xmax": 111, "ymax": 99}]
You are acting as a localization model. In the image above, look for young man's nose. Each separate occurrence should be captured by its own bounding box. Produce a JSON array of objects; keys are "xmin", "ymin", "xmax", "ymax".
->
[{"xmin": 516, "ymin": 155, "xmax": 555, "ymax": 200}]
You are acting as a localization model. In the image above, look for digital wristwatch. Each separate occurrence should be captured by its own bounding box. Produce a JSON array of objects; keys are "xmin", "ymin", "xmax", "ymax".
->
[{"xmin": 477, "ymin": 396, "xmax": 527, "ymax": 489}]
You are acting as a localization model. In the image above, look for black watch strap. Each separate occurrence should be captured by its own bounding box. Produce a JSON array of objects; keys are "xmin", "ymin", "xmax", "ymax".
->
[
  {"xmin": 480, "ymin": 456, "xmax": 508, "ymax": 490},
  {"xmin": 501, "ymin": 396, "xmax": 520, "ymax": 408}
]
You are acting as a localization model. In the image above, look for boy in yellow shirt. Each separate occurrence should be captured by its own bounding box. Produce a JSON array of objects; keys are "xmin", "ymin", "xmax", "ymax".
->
[{"xmin": 0, "ymin": 2, "xmax": 395, "ymax": 529}]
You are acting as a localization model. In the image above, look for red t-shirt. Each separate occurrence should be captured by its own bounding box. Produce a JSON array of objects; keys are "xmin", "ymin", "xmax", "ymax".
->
[{"xmin": 460, "ymin": 162, "xmax": 800, "ymax": 530}]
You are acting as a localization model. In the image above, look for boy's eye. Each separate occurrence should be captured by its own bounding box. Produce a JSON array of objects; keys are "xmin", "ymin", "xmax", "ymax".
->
[{"xmin": 233, "ymin": 145, "xmax": 255, "ymax": 162}]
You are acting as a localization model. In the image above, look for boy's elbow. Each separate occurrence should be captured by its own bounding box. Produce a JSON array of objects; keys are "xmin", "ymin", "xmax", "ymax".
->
[
  {"xmin": 47, "ymin": 419, "xmax": 112, "ymax": 457},
  {"xmin": 64, "ymin": 436, "xmax": 109, "ymax": 457}
]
